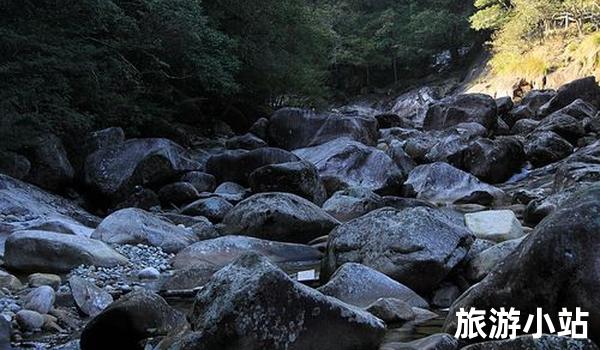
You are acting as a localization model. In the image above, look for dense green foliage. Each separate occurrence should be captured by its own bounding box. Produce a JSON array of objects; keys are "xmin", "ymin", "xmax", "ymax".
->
[
  {"xmin": 325, "ymin": 0, "xmax": 476, "ymax": 91},
  {"xmin": 0, "ymin": 0, "xmax": 238, "ymax": 150},
  {"xmin": 0, "ymin": 0, "xmax": 477, "ymax": 152}
]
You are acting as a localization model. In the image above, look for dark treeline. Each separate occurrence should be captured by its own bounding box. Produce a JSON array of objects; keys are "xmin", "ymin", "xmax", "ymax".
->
[{"xmin": 0, "ymin": 0, "xmax": 477, "ymax": 152}]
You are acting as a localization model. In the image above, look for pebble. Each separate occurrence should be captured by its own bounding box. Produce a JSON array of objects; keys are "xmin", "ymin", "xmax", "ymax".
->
[
  {"xmin": 23, "ymin": 286, "xmax": 55, "ymax": 314},
  {"xmin": 137, "ymin": 267, "xmax": 160, "ymax": 280},
  {"xmin": 28, "ymin": 273, "xmax": 62, "ymax": 290},
  {"xmin": 16, "ymin": 310, "xmax": 44, "ymax": 331}
]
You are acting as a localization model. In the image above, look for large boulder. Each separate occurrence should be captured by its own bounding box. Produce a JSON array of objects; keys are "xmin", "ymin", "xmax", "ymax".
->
[
  {"xmin": 322, "ymin": 187, "xmax": 384, "ymax": 222},
  {"xmin": 444, "ymin": 185, "xmax": 600, "ymax": 344},
  {"xmin": 555, "ymin": 98, "xmax": 598, "ymax": 120},
  {"xmin": 524, "ymin": 131, "xmax": 574, "ymax": 167},
  {"xmin": 539, "ymin": 76, "xmax": 600, "ymax": 116},
  {"xmin": 423, "ymin": 94, "xmax": 497, "ymax": 131},
  {"xmin": 534, "ymin": 112, "xmax": 585, "ymax": 143},
  {"xmin": 293, "ymin": 138, "xmax": 404, "ymax": 194},
  {"xmin": 205, "ymin": 147, "xmax": 299, "ymax": 186},
  {"xmin": 4, "ymin": 230, "xmax": 128, "ymax": 273},
  {"xmin": 172, "ymin": 235, "xmax": 322, "ymax": 273},
  {"xmin": 69, "ymin": 276, "xmax": 113, "ymax": 317},
  {"xmin": 389, "ymin": 86, "xmax": 441, "ymax": 128},
  {"xmin": 268, "ymin": 107, "xmax": 378, "ymax": 150},
  {"xmin": 91, "ymin": 208, "xmax": 199, "ymax": 253},
  {"xmin": 82, "ymin": 127, "xmax": 125, "ymax": 155},
  {"xmin": 25, "ymin": 134, "xmax": 74, "ymax": 191},
  {"xmin": 449, "ymin": 137, "xmax": 525, "ymax": 184},
  {"xmin": 510, "ymin": 118, "xmax": 539, "ymax": 135},
  {"xmin": 404, "ymin": 162, "xmax": 505, "ymax": 205},
  {"xmin": 180, "ymin": 197, "xmax": 233, "ymax": 223},
  {"xmin": 80, "ymin": 290, "xmax": 187, "ymax": 350},
  {"xmin": 520, "ymin": 89, "xmax": 556, "ymax": 114},
  {"xmin": 323, "ymin": 207, "xmax": 474, "ymax": 293},
  {"xmin": 318, "ymin": 263, "xmax": 428, "ymax": 308},
  {"xmin": 423, "ymin": 123, "xmax": 488, "ymax": 163},
  {"xmin": 465, "ymin": 237, "xmax": 525, "ymax": 281},
  {"xmin": 249, "ymin": 160, "xmax": 327, "ymax": 205},
  {"xmin": 222, "ymin": 192, "xmax": 339, "ymax": 243},
  {"xmin": 0, "ymin": 174, "xmax": 98, "ymax": 251},
  {"xmin": 169, "ymin": 253, "xmax": 385, "ymax": 350},
  {"xmin": 84, "ymin": 138, "xmax": 199, "ymax": 203}
]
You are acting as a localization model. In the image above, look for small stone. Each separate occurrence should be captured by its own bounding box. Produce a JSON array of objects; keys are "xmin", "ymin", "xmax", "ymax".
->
[
  {"xmin": 137, "ymin": 267, "xmax": 160, "ymax": 280},
  {"xmin": 0, "ymin": 271, "xmax": 23, "ymax": 292},
  {"xmin": 28, "ymin": 273, "xmax": 62, "ymax": 290},
  {"xmin": 16, "ymin": 310, "xmax": 44, "ymax": 331},
  {"xmin": 23, "ymin": 286, "xmax": 55, "ymax": 314}
]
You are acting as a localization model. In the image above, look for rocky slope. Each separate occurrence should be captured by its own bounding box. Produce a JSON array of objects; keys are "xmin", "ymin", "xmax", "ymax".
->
[{"xmin": 0, "ymin": 77, "xmax": 599, "ymax": 349}]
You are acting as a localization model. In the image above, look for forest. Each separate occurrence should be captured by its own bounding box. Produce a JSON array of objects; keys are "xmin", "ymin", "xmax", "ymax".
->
[{"xmin": 2, "ymin": 0, "xmax": 599, "ymax": 152}]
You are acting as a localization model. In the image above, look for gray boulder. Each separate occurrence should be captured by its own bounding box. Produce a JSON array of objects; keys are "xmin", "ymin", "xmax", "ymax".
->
[
  {"xmin": 293, "ymin": 138, "xmax": 404, "ymax": 194},
  {"xmin": 80, "ymin": 290, "xmax": 186, "ymax": 350},
  {"xmin": 510, "ymin": 118, "xmax": 540, "ymax": 135},
  {"xmin": 180, "ymin": 197, "xmax": 233, "ymax": 223},
  {"xmin": 205, "ymin": 147, "xmax": 299, "ymax": 186},
  {"xmin": 84, "ymin": 138, "xmax": 199, "ymax": 202},
  {"xmin": 180, "ymin": 171, "xmax": 216, "ymax": 193},
  {"xmin": 534, "ymin": 112, "xmax": 585, "ymax": 143},
  {"xmin": 269, "ymin": 107, "xmax": 378, "ymax": 150},
  {"xmin": 69, "ymin": 276, "xmax": 113, "ymax": 317},
  {"xmin": 25, "ymin": 134, "xmax": 74, "ymax": 191},
  {"xmin": 520, "ymin": 89, "xmax": 556, "ymax": 114},
  {"xmin": 324, "ymin": 207, "xmax": 474, "ymax": 293},
  {"xmin": 555, "ymin": 98, "xmax": 598, "ymax": 120},
  {"xmin": 423, "ymin": 94, "xmax": 497, "ymax": 131},
  {"xmin": 449, "ymin": 137, "xmax": 525, "ymax": 184},
  {"xmin": 92, "ymin": 208, "xmax": 198, "ymax": 253},
  {"xmin": 82, "ymin": 127, "xmax": 125, "ymax": 155},
  {"xmin": 171, "ymin": 235, "xmax": 322, "ymax": 275},
  {"xmin": 322, "ymin": 187, "xmax": 383, "ymax": 222},
  {"xmin": 4, "ymin": 230, "xmax": 128, "ymax": 273},
  {"xmin": 424, "ymin": 123, "xmax": 488, "ymax": 163},
  {"xmin": 171, "ymin": 253, "xmax": 385, "ymax": 350},
  {"xmin": 249, "ymin": 160, "xmax": 327, "ymax": 205},
  {"xmin": 318, "ymin": 263, "xmax": 428, "ymax": 308},
  {"xmin": 404, "ymin": 162, "xmax": 505, "ymax": 205},
  {"xmin": 539, "ymin": 76, "xmax": 600, "ymax": 116},
  {"xmin": 465, "ymin": 237, "xmax": 525, "ymax": 281},
  {"xmin": 524, "ymin": 131, "xmax": 574, "ymax": 167},
  {"xmin": 222, "ymin": 192, "xmax": 339, "ymax": 243}
]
